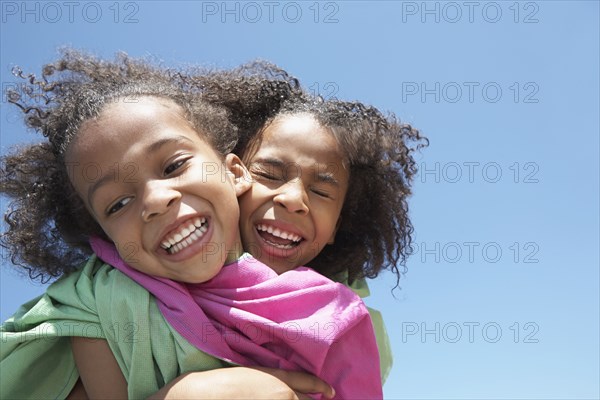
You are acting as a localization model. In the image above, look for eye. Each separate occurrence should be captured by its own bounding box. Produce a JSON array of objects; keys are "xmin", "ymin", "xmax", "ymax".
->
[
  {"xmin": 253, "ymin": 171, "xmax": 278, "ymax": 180},
  {"xmin": 311, "ymin": 188, "xmax": 332, "ymax": 199},
  {"xmin": 107, "ymin": 197, "xmax": 133, "ymax": 215},
  {"xmin": 164, "ymin": 157, "xmax": 190, "ymax": 176},
  {"xmin": 250, "ymin": 167, "xmax": 282, "ymax": 181}
]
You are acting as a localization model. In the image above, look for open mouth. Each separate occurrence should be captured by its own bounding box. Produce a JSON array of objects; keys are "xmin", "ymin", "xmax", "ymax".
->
[
  {"xmin": 255, "ymin": 223, "xmax": 303, "ymax": 250},
  {"xmin": 161, "ymin": 217, "xmax": 208, "ymax": 255}
]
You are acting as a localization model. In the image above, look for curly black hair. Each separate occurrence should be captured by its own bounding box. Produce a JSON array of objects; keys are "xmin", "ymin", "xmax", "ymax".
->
[
  {"xmin": 1, "ymin": 49, "xmax": 427, "ymax": 287},
  {"xmin": 235, "ymin": 96, "xmax": 428, "ymax": 285},
  {"xmin": 0, "ymin": 50, "xmax": 300, "ymax": 282}
]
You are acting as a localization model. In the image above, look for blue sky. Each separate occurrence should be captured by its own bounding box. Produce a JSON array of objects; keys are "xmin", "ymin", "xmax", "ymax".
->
[{"xmin": 1, "ymin": 1, "xmax": 599, "ymax": 398}]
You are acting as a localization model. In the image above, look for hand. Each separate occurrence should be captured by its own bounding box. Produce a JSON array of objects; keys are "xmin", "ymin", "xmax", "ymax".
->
[
  {"xmin": 148, "ymin": 366, "xmax": 335, "ymax": 400},
  {"xmin": 253, "ymin": 366, "xmax": 336, "ymax": 399}
]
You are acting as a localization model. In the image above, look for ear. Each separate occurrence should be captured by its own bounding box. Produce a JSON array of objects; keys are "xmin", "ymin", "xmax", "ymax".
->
[
  {"xmin": 327, "ymin": 217, "xmax": 342, "ymax": 245},
  {"xmin": 225, "ymin": 153, "xmax": 252, "ymax": 197}
]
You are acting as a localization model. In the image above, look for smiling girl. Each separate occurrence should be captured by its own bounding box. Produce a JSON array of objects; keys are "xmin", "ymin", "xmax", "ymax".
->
[{"xmin": 0, "ymin": 51, "xmax": 383, "ymax": 399}]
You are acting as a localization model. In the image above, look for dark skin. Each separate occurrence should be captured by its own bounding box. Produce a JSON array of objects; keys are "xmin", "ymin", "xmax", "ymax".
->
[
  {"xmin": 64, "ymin": 99, "xmax": 336, "ymax": 399},
  {"xmin": 4, "ymin": 52, "xmax": 423, "ymax": 399},
  {"xmin": 66, "ymin": 379, "xmax": 87, "ymax": 400},
  {"xmin": 70, "ymin": 337, "xmax": 335, "ymax": 399}
]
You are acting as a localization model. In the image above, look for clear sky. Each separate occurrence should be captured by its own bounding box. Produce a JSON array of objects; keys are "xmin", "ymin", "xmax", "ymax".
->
[{"xmin": 1, "ymin": 1, "xmax": 599, "ymax": 398}]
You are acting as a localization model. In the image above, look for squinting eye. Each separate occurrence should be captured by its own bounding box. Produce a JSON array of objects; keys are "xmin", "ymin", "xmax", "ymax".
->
[
  {"xmin": 107, "ymin": 197, "xmax": 133, "ymax": 215},
  {"xmin": 164, "ymin": 158, "xmax": 189, "ymax": 175},
  {"xmin": 252, "ymin": 170, "xmax": 281, "ymax": 181},
  {"xmin": 311, "ymin": 188, "xmax": 331, "ymax": 198}
]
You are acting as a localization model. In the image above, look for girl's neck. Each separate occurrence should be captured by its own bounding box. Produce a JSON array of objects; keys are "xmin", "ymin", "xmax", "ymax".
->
[{"xmin": 224, "ymin": 236, "xmax": 245, "ymax": 264}]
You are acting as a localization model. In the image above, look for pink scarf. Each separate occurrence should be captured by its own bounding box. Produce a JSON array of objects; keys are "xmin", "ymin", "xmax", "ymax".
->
[{"xmin": 90, "ymin": 237, "xmax": 382, "ymax": 399}]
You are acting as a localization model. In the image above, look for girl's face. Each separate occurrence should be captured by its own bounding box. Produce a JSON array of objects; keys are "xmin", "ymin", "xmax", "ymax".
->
[
  {"xmin": 238, "ymin": 113, "xmax": 349, "ymax": 274},
  {"xmin": 66, "ymin": 97, "xmax": 250, "ymax": 283}
]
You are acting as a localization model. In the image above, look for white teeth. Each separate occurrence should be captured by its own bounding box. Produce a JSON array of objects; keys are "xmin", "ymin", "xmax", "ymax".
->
[
  {"xmin": 161, "ymin": 218, "xmax": 209, "ymax": 254},
  {"xmin": 264, "ymin": 239, "xmax": 295, "ymax": 250},
  {"xmin": 256, "ymin": 224, "xmax": 302, "ymax": 243}
]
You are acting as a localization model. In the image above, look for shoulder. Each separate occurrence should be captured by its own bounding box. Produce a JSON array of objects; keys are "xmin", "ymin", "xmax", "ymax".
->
[{"xmin": 44, "ymin": 254, "xmax": 151, "ymax": 313}]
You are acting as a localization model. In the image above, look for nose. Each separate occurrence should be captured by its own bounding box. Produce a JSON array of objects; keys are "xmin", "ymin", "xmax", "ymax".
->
[
  {"xmin": 141, "ymin": 180, "xmax": 181, "ymax": 221},
  {"xmin": 273, "ymin": 179, "xmax": 309, "ymax": 215}
]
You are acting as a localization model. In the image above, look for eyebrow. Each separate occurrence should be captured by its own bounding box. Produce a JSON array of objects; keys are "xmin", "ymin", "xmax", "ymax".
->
[
  {"xmin": 251, "ymin": 157, "xmax": 340, "ymax": 186},
  {"xmin": 87, "ymin": 135, "xmax": 195, "ymax": 206},
  {"xmin": 147, "ymin": 135, "xmax": 195, "ymax": 154}
]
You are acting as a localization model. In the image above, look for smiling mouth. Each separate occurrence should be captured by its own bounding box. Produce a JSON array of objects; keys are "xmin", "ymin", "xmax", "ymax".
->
[
  {"xmin": 161, "ymin": 217, "xmax": 208, "ymax": 255},
  {"xmin": 255, "ymin": 223, "xmax": 303, "ymax": 250}
]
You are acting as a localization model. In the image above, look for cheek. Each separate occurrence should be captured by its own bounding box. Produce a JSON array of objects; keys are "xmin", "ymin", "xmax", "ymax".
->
[
  {"xmin": 237, "ymin": 189, "xmax": 260, "ymax": 218},
  {"xmin": 102, "ymin": 218, "xmax": 140, "ymax": 253},
  {"xmin": 315, "ymin": 206, "xmax": 342, "ymax": 236},
  {"xmin": 116, "ymin": 241, "xmax": 143, "ymax": 265},
  {"xmin": 221, "ymin": 195, "xmax": 241, "ymax": 225}
]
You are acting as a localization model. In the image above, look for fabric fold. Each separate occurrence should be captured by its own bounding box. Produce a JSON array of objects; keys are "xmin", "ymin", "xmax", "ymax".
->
[
  {"xmin": 90, "ymin": 237, "xmax": 383, "ymax": 399},
  {"xmin": 2, "ymin": 240, "xmax": 386, "ymax": 399}
]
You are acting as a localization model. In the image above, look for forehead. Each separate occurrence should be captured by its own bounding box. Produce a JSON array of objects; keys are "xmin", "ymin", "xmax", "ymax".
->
[
  {"xmin": 68, "ymin": 97, "xmax": 197, "ymax": 159},
  {"xmin": 257, "ymin": 113, "xmax": 346, "ymax": 162},
  {"xmin": 265, "ymin": 113, "xmax": 325, "ymax": 140},
  {"xmin": 250, "ymin": 113, "xmax": 349, "ymax": 185}
]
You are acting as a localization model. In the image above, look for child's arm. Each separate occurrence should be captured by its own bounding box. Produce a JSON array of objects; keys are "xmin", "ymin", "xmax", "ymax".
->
[
  {"xmin": 65, "ymin": 379, "xmax": 88, "ymax": 400},
  {"xmin": 71, "ymin": 337, "xmax": 128, "ymax": 399},
  {"xmin": 149, "ymin": 367, "xmax": 335, "ymax": 400},
  {"xmin": 71, "ymin": 337, "xmax": 335, "ymax": 399}
]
